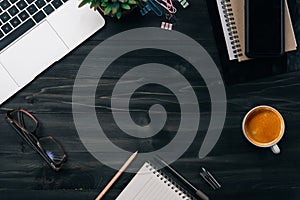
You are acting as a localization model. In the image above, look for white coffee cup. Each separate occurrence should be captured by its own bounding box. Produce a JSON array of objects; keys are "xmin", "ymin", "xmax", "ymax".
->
[{"xmin": 242, "ymin": 105, "xmax": 285, "ymax": 154}]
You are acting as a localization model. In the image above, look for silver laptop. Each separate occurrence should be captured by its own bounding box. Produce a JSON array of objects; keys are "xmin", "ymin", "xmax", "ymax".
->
[{"xmin": 0, "ymin": 0, "xmax": 105, "ymax": 104}]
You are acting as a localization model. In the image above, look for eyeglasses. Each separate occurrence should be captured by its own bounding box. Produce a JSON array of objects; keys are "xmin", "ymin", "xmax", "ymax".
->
[{"xmin": 6, "ymin": 109, "xmax": 67, "ymax": 171}]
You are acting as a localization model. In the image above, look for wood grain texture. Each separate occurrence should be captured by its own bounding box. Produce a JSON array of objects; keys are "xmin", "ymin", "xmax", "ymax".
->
[{"xmin": 1, "ymin": 0, "xmax": 300, "ymax": 199}]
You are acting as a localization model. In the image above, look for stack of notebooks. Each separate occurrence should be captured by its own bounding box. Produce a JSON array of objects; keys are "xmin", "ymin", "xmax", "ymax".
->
[{"xmin": 216, "ymin": 0, "xmax": 297, "ymax": 62}]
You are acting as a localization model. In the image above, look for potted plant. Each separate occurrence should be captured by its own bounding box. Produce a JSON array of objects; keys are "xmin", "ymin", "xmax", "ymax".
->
[{"xmin": 79, "ymin": 0, "xmax": 142, "ymax": 19}]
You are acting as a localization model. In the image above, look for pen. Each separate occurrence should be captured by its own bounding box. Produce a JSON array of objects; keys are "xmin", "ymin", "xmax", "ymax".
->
[
  {"xmin": 95, "ymin": 151, "xmax": 138, "ymax": 200},
  {"xmin": 202, "ymin": 167, "xmax": 221, "ymax": 189},
  {"xmin": 156, "ymin": 157, "xmax": 209, "ymax": 200}
]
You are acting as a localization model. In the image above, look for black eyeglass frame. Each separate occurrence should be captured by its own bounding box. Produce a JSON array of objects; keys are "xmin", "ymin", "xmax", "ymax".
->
[{"xmin": 6, "ymin": 109, "xmax": 67, "ymax": 171}]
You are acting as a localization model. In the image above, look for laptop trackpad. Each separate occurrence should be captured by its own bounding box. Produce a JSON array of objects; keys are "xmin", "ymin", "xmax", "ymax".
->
[
  {"xmin": 47, "ymin": 0, "xmax": 105, "ymax": 50},
  {"xmin": 0, "ymin": 63, "xmax": 19, "ymax": 103},
  {"xmin": 0, "ymin": 22, "xmax": 68, "ymax": 86}
]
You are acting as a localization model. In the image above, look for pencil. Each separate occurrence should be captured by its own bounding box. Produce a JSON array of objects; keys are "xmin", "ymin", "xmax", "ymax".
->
[{"xmin": 95, "ymin": 151, "xmax": 138, "ymax": 200}]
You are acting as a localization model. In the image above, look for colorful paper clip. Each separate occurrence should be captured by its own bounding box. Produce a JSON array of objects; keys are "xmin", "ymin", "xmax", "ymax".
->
[
  {"xmin": 154, "ymin": 0, "xmax": 177, "ymax": 14},
  {"xmin": 178, "ymin": 0, "xmax": 189, "ymax": 8},
  {"xmin": 147, "ymin": 0, "xmax": 163, "ymax": 16},
  {"xmin": 161, "ymin": 22, "xmax": 173, "ymax": 30}
]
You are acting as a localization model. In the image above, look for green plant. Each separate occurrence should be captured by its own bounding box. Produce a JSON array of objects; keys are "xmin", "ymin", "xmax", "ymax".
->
[{"xmin": 79, "ymin": 0, "xmax": 139, "ymax": 19}]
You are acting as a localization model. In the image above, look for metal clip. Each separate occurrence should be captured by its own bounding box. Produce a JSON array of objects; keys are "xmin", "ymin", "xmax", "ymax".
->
[{"xmin": 200, "ymin": 167, "xmax": 221, "ymax": 190}]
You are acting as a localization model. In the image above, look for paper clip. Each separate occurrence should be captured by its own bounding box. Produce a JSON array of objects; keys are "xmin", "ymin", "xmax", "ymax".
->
[
  {"xmin": 161, "ymin": 22, "xmax": 173, "ymax": 30},
  {"xmin": 200, "ymin": 168, "xmax": 221, "ymax": 190},
  {"xmin": 154, "ymin": 0, "xmax": 177, "ymax": 14},
  {"xmin": 146, "ymin": 0, "xmax": 163, "ymax": 16},
  {"xmin": 178, "ymin": 0, "xmax": 189, "ymax": 8},
  {"xmin": 164, "ymin": 0, "xmax": 176, "ymax": 13}
]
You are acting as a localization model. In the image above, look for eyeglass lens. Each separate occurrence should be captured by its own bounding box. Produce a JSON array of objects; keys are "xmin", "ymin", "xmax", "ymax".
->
[
  {"xmin": 11, "ymin": 110, "xmax": 38, "ymax": 133},
  {"xmin": 39, "ymin": 137, "xmax": 65, "ymax": 165}
]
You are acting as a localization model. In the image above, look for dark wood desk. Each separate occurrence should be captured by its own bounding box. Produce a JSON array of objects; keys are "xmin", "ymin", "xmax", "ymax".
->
[{"xmin": 1, "ymin": 0, "xmax": 300, "ymax": 199}]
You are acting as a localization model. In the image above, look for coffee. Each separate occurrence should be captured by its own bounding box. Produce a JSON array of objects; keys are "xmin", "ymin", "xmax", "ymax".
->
[{"xmin": 244, "ymin": 107, "xmax": 283, "ymax": 145}]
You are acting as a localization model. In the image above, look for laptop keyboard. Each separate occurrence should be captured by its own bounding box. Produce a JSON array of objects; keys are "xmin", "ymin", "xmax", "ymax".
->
[{"xmin": 0, "ymin": 0, "xmax": 68, "ymax": 51}]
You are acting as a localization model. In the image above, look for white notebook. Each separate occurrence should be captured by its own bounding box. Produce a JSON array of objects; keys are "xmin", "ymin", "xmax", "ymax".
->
[{"xmin": 116, "ymin": 162, "xmax": 194, "ymax": 200}]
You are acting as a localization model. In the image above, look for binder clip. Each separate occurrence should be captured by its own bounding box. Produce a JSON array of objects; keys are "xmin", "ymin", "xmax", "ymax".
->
[
  {"xmin": 138, "ymin": 0, "xmax": 163, "ymax": 16},
  {"xmin": 165, "ymin": 13, "xmax": 177, "ymax": 24},
  {"xmin": 178, "ymin": 0, "xmax": 189, "ymax": 8},
  {"xmin": 138, "ymin": 0, "xmax": 151, "ymax": 16},
  {"xmin": 140, "ymin": 4, "xmax": 152, "ymax": 16},
  {"xmin": 161, "ymin": 22, "xmax": 173, "ymax": 30},
  {"xmin": 161, "ymin": 12, "xmax": 176, "ymax": 30}
]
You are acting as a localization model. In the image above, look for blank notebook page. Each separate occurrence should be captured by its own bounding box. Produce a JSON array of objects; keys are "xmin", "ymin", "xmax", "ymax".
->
[{"xmin": 116, "ymin": 162, "xmax": 193, "ymax": 200}]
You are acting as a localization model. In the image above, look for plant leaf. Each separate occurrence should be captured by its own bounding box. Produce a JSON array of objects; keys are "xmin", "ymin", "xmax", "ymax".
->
[
  {"xmin": 111, "ymin": 3, "xmax": 120, "ymax": 14},
  {"xmin": 101, "ymin": 2, "xmax": 107, "ymax": 6},
  {"xmin": 128, "ymin": 0, "xmax": 136, "ymax": 5},
  {"xmin": 104, "ymin": 4, "xmax": 112, "ymax": 15},
  {"xmin": 90, "ymin": 0, "xmax": 100, "ymax": 8},
  {"xmin": 121, "ymin": 3, "xmax": 130, "ymax": 10},
  {"xmin": 116, "ymin": 10, "xmax": 122, "ymax": 19},
  {"xmin": 78, "ymin": 0, "xmax": 91, "ymax": 8}
]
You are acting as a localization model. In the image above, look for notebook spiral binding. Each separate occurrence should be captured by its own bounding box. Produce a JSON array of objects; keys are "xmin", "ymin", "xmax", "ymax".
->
[
  {"xmin": 221, "ymin": 0, "xmax": 242, "ymax": 58},
  {"xmin": 145, "ymin": 162, "xmax": 196, "ymax": 200}
]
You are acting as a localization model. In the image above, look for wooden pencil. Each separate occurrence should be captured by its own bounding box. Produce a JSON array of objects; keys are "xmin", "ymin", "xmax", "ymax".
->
[{"xmin": 95, "ymin": 151, "xmax": 138, "ymax": 200}]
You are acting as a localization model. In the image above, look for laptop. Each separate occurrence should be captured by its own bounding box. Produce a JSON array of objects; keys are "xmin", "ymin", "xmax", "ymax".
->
[{"xmin": 0, "ymin": 0, "xmax": 105, "ymax": 105}]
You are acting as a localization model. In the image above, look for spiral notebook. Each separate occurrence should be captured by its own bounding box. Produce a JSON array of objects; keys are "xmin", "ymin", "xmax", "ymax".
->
[
  {"xmin": 116, "ymin": 162, "xmax": 195, "ymax": 200},
  {"xmin": 217, "ymin": 0, "xmax": 297, "ymax": 61}
]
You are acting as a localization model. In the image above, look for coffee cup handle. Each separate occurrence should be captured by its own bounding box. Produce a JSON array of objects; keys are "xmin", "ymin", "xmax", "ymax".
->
[{"xmin": 271, "ymin": 144, "xmax": 280, "ymax": 154}]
